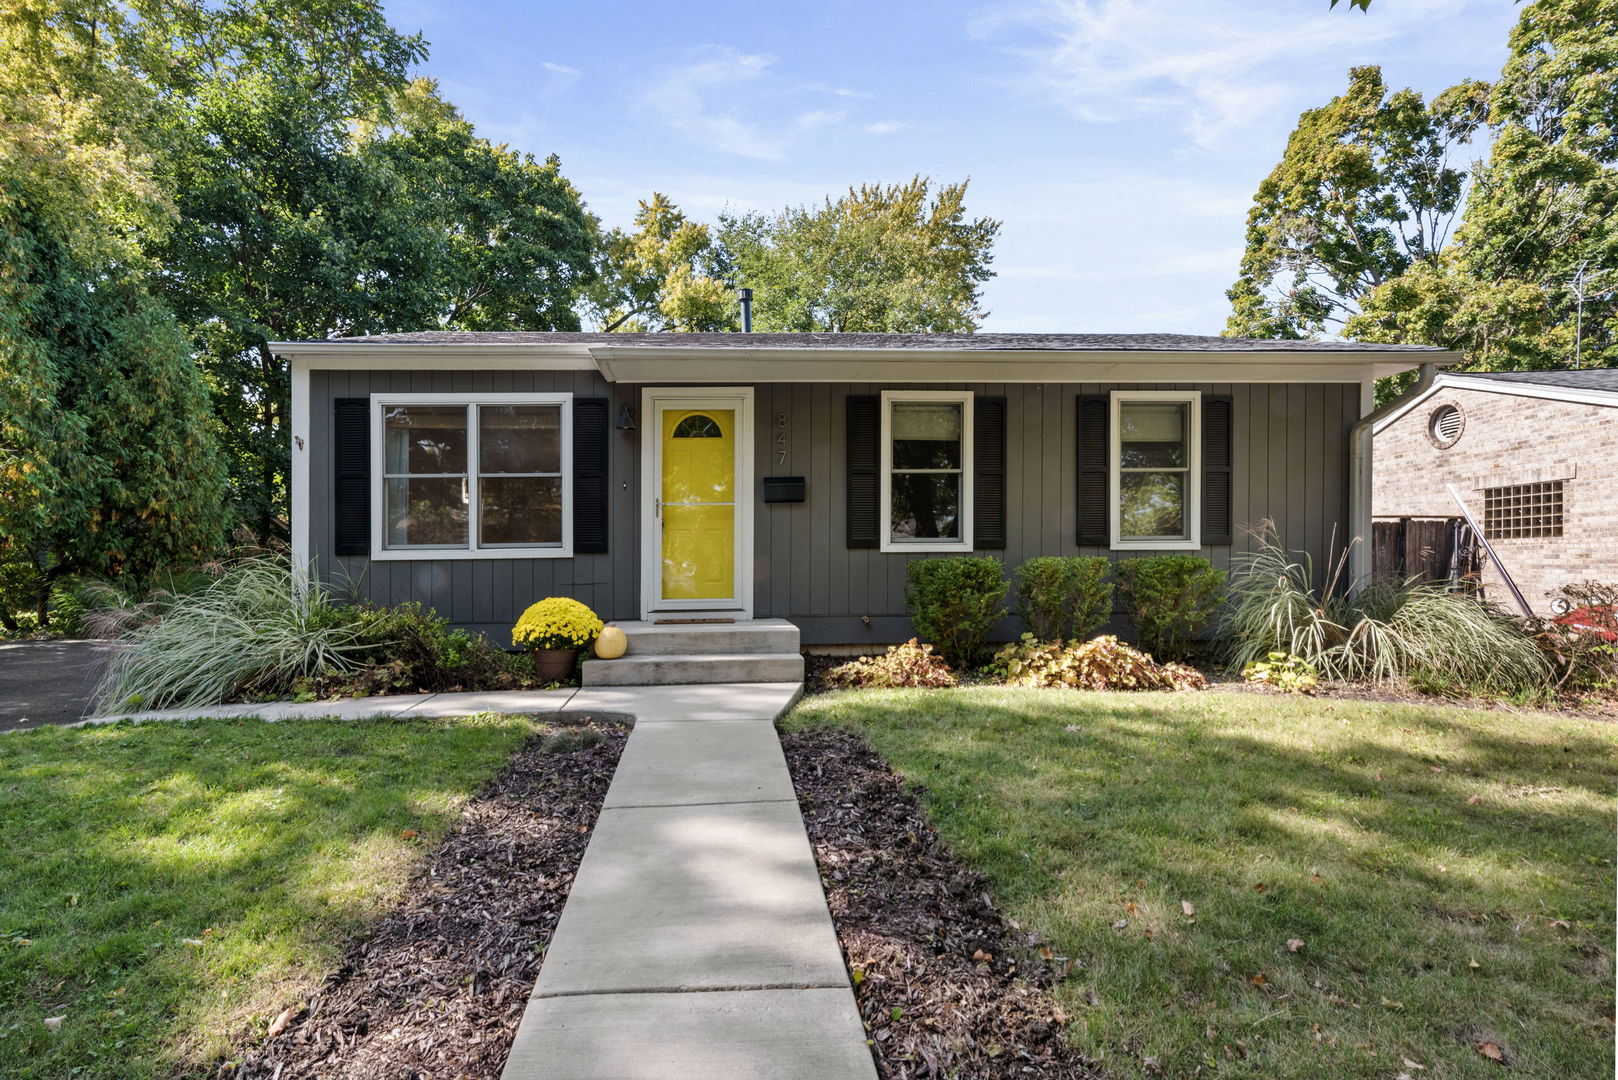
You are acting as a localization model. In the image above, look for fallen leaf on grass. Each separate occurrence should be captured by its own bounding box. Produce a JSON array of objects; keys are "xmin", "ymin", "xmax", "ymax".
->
[
  {"xmin": 399, "ymin": 829, "xmax": 419, "ymax": 840},
  {"xmin": 1125, "ymin": 901, "xmax": 1138, "ymax": 914},
  {"xmin": 43, "ymin": 1015, "xmax": 64, "ymax": 1033},
  {"xmin": 1112, "ymin": 919, "xmax": 1129, "ymax": 930},
  {"xmin": 1402, "ymin": 1058, "xmax": 1426, "ymax": 1070},
  {"xmin": 1252, "ymin": 882, "xmax": 1267, "ymax": 893},
  {"xmin": 1286, "ymin": 938, "xmax": 1305, "ymax": 952},
  {"xmin": 1249, "ymin": 973, "xmax": 1267, "ymax": 986},
  {"xmin": 1467, "ymin": 793, "xmax": 1482, "ymax": 805},
  {"xmin": 1478, "ymin": 1041, "xmax": 1504, "ymax": 1062},
  {"xmin": 1181, "ymin": 900, "xmax": 1196, "ymax": 917}
]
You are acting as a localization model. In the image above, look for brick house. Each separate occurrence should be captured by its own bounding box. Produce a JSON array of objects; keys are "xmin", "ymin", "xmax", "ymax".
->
[{"xmin": 1372, "ymin": 369, "xmax": 1618, "ymax": 614}]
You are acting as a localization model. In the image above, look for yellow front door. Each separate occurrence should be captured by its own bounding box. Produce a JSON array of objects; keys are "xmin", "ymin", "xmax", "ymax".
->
[{"xmin": 660, "ymin": 408, "xmax": 736, "ymax": 602}]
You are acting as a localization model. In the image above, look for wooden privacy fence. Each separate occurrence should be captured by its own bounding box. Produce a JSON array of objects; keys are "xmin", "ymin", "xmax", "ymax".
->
[{"xmin": 1372, "ymin": 517, "xmax": 1480, "ymax": 584}]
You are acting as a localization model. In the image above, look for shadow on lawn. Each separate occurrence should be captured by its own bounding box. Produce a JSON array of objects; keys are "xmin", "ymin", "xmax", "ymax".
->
[
  {"xmin": 0, "ymin": 716, "xmax": 531, "ymax": 1080},
  {"xmin": 805, "ymin": 689, "xmax": 1617, "ymax": 1077}
]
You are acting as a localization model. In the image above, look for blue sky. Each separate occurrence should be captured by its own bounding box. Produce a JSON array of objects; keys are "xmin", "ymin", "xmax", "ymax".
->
[{"xmin": 382, "ymin": 0, "xmax": 1520, "ymax": 333}]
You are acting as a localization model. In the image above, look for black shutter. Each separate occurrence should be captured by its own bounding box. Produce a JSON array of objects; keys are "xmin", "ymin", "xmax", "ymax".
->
[
  {"xmin": 1076, "ymin": 394, "xmax": 1110, "ymax": 546},
  {"xmin": 974, "ymin": 396, "xmax": 1007, "ymax": 549},
  {"xmin": 573, "ymin": 397, "xmax": 610, "ymax": 554},
  {"xmin": 846, "ymin": 395, "xmax": 880, "ymax": 549},
  {"xmin": 1201, "ymin": 394, "xmax": 1234, "ymax": 546},
  {"xmin": 333, "ymin": 398, "xmax": 369, "ymax": 557}
]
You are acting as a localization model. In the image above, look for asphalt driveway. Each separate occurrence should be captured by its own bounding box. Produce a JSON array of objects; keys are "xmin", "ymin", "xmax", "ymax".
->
[{"xmin": 0, "ymin": 640, "xmax": 125, "ymax": 731}]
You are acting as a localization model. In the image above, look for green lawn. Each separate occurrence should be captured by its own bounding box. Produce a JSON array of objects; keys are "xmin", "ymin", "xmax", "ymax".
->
[
  {"xmin": 786, "ymin": 687, "xmax": 1618, "ymax": 1079},
  {"xmin": 0, "ymin": 714, "xmax": 541, "ymax": 1079}
]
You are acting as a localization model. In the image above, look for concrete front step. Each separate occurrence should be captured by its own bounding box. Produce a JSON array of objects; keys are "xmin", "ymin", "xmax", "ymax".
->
[
  {"xmin": 582, "ymin": 652, "xmax": 804, "ymax": 687},
  {"xmin": 609, "ymin": 618, "xmax": 800, "ymax": 657}
]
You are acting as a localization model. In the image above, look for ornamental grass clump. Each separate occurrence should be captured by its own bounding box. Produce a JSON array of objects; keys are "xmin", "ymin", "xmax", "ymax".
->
[
  {"xmin": 824, "ymin": 639, "xmax": 958, "ymax": 689},
  {"xmin": 1220, "ymin": 525, "xmax": 1550, "ymax": 695},
  {"xmin": 95, "ymin": 555, "xmax": 371, "ymax": 711},
  {"xmin": 511, "ymin": 597, "xmax": 603, "ymax": 651},
  {"xmin": 993, "ymin": 633, "xmax": 1207, "ymax": 692}
]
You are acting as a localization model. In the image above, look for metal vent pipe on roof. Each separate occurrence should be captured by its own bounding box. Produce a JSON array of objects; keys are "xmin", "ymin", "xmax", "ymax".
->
[{"xmin": 739, "ymin": 287, "xmax": 753, "ymax": 333}]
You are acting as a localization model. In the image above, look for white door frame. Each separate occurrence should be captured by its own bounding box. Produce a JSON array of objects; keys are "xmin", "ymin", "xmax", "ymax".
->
[{"xmin": 640, "ymin": 386, "xmax": 755, "ymax": 619}]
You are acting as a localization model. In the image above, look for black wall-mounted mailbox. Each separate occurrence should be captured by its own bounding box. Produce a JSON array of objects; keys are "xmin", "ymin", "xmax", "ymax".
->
[{"xmin": 762, "ymin": 476, "xmax": 806, "ymax": 503}]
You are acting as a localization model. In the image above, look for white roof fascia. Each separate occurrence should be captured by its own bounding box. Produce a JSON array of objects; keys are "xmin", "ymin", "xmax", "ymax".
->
[
  {"xmin": 266, "ymin": 341, "xmax": 597, "ymax": 370},
  {"xmin": 587, "ymin": 345, "xmax": 1457, "ymax": 384},
  {"xmin": 267, "ymin": 340, "xmax": 1457, "ymax": 383},
  {"xmin": 1373, "ymin": 372, "xmax": 1618, "ymax": 435}
]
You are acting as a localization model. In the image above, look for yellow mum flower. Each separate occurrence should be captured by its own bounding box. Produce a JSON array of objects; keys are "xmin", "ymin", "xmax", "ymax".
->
[{"xmin": 512, "ymin": 597, "xmax": 603, "ymax": 650}]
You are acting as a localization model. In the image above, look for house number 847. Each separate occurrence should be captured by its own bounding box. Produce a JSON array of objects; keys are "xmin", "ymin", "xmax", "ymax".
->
[{"xmin": 776, "ymin": 413, "xmax": 787, "ymax": 466}]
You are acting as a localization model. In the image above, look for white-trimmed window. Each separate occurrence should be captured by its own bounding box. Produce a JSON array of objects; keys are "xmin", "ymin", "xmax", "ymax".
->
[
  {"xmin": 880, "ymin": 390, "xmax": 974, "ymax": 552},
  {"xmin": 371, "ymin": 393, "xmax": 572, "ymax": 559},
  {"xmin": 1110, "ymin": 390, "xmax": 1200, "ymax": 550}
]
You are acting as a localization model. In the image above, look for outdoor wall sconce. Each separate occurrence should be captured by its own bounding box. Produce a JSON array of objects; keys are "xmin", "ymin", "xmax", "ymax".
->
[{"xmin": 615, "ymin": 403, "xmax": 636, "ymax": 431}]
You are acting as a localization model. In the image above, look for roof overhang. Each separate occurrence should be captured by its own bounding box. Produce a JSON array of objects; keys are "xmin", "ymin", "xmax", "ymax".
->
[
  {"xmin": 1372, "ymin": 371, "xmax": 1618, "ymax": 434},
  {"xmin": 271, "ymin": 340, "xmax": 1458, "ymax": 383}
]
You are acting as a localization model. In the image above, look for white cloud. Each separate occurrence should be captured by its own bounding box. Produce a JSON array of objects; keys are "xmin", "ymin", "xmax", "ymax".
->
[
  {"xmin": 539, "ymin": 61, "xmax": 582, "ymax": 98},
  {"xmin": 865, "ymin": 120, "xmax": 904, "ymax": 135},
  {"xmin": 795, "ymin": 109, "xmax": 847, "ymax": 132},
  {"xmin": 644, "ymin": 47, "xmax": 791, "ymax": 160},
  {"xmin": 973, "ymin": 0, "xmax": 1468, "ymax": 146},
  {"xmin": 642, "ymin": 46, "xmax": 885, "ymax": 160}
]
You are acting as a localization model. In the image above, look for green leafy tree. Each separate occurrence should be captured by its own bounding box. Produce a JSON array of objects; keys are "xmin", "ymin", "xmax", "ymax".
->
[
  {"xmin": 1349, "ymin": 0, "xmax": 1618, "ymax": 377},
  {"xmin": 585, "ymin": 193, "xmax": 736, "ymax": 332},
  {"xmin": 1226, "ymin": 67, "xmax": 1488, "ymax": 338},
  {"xmin": 135, "ymin": 6, "xmax": 595, "ymax": 535},
  {"xmin": 718, "ymin": 177, "xmax": 1000, "ymax": 332},
  {"xmin": 0, "ymin": 1, "xmax": 228, "ymax": 627}
]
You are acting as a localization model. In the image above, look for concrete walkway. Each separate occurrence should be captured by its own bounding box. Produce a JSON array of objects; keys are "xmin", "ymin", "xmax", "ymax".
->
[
  {"xmin": 72, "ymin": 682, "xmax": 877, "ymax": 1078},
  {"xmin": 501, "ymin": 682, "xmax": 875, "ymax": 1080}
]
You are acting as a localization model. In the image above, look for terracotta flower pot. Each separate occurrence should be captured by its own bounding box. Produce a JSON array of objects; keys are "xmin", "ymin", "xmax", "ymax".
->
[{"xmin": 531, "ymin": 647, "xmax": 580, "ymax": 683}]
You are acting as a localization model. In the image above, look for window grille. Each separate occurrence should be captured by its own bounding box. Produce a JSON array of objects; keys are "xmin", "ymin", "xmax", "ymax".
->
[{"xmin": 1482, "ymin": 480, "xmax": 1563, "ymax": 539}]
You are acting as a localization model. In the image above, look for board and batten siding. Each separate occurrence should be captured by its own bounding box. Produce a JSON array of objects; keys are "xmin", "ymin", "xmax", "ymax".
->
[
  {"xmin": 308, "ymin": 369, "xmax": 640, "ymax": 637},
  {"xmin": 752, "ymin": 382, "xmax": 1358, "ymax": 644},
  {"xmin": 310, "ymin": 373, "xmax": 1359, "ymax": 643}
]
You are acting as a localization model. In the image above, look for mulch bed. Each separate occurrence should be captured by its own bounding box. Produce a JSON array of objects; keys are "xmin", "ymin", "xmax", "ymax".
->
[
  {"xmin": 781, "ymin": 728, "xmax": 1103, "ymax": 1080},
  {"xmin": 226, "ymin": 720, "xmax": 627, "ymax": 1080}
]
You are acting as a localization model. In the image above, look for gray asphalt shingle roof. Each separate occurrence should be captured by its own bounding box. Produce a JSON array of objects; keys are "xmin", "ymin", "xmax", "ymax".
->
[
  {"xmin": 317, "ymin": 330, "xmax": 1446, "ymax": 353},
  {"xmin": 1456, "ymin": 368, "xmax": 1618, "ymax": 392}
]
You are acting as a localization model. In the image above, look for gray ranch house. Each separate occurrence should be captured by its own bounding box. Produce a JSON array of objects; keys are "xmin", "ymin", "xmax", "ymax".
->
[{"xmin": 277, "ymin": 332, "xmax": 1453, "ymax": 682}]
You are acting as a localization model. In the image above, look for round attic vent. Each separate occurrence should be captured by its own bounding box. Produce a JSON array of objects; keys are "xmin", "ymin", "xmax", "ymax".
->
[{"xmin": 1428, "ymin": 404, "xmax": 1464, "ymax": 448}]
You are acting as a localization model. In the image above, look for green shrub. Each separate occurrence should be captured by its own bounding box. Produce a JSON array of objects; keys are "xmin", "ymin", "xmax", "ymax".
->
[
  {"xmin": 824, "ymin": 639, "xmax": 958, "ymax": 689},
  {"xmin": 1241, "ymin": 652, "xmax": 1319, "ymax": 694},
  {"xmin": 905, "ymin": 557, "xmax": 1008, "ymax": 668},
  {"xmin": 1220, "ymin": 529, "xmax": 1550, "ymax": 695},
  {"xmin": 1115, "ymin": 555, "xmax": 1225, "ymax": 661},
  {"xmin": 335, "ymin": 603, "xmax": 521, "ymax": 693},
  {"xmin": 1013, "ymin": 556, "xmax": 1113, "ymax": 642},
  {"xmin": 1536, "ymin": 581, "xmax": 1618, "ymax": 694},
  {"xmin": 991, "ymin": 633, "xmax": 1207, "ymax": 692}
]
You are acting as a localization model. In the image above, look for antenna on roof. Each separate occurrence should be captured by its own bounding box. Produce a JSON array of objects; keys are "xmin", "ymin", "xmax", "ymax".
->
[
  {"xmin": 738, "ymin": 287, "xmax": 753, "ymax": 333},
  {"xmin": 1568, "ymin": 261, "xmax": 1613, "ymax": 370}
]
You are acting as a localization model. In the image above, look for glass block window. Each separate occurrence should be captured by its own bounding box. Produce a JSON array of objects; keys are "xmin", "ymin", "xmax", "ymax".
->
[{"xmin": 1482, "ymin": 480, "xmax": 1564, "ymax": 539}]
